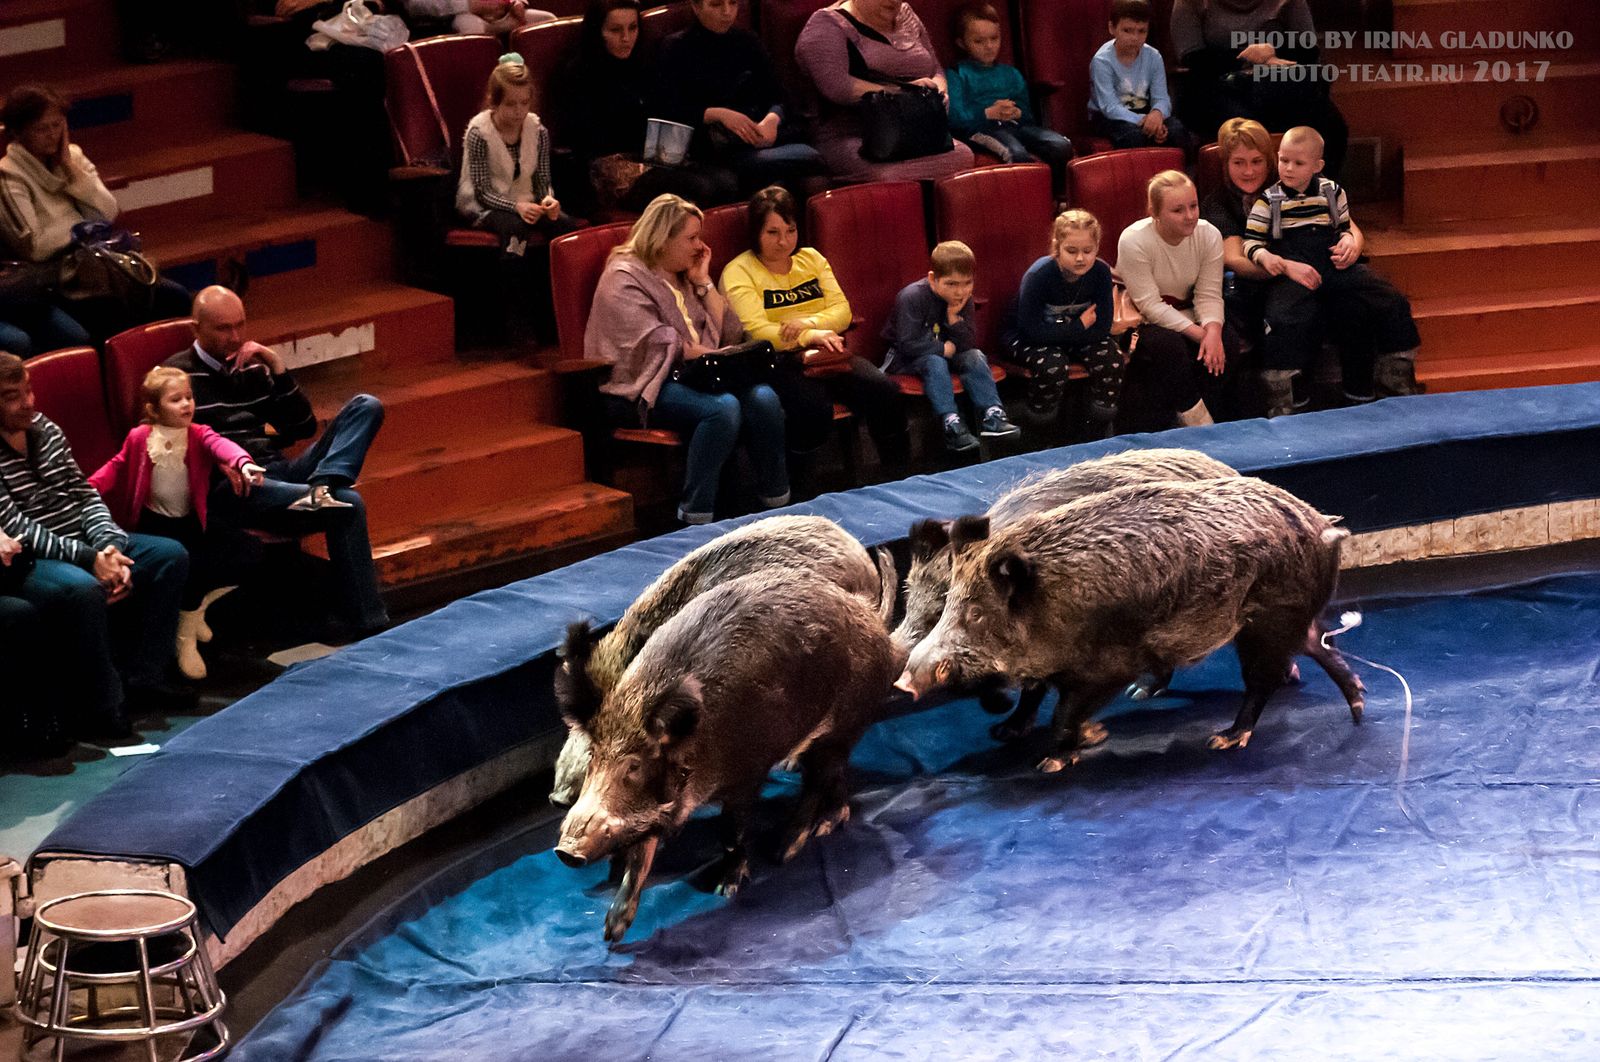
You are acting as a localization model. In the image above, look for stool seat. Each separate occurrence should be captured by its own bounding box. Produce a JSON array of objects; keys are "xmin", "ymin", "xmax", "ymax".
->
[{"xmin": 39, "ymin": 890, "xmax": 194, "ymax": 939}]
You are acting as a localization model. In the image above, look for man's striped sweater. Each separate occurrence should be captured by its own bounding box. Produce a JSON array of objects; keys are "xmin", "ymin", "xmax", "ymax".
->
[{"xmin": 0, "ymin": 413, "xmax": 127, "ymax": 567}]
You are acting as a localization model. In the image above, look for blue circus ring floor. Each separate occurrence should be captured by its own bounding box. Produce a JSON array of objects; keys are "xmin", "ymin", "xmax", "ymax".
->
[{"xmin": 195, "ymin": 541, "xmax": 1600, "ymax": 1061}]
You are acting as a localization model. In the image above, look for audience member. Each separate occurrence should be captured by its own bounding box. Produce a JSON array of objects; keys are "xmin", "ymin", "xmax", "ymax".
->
[
  {"xmin": 403, "ymin": 0, "xmax": 555, "ymax": 35},
  {"xmin": 1005, "ymin": 210, "xmax": 1120, "ymax": 433},
  {"xmin": 945, "ymin": 2, "xmax": 1071, "ymax": 198},
  {"xmin": 90, "ymin": 367, "xmax": 269, "ymax": 680},
  {"xmin": 658, "ymin": 0, "xmax": 827, "ymax": 197},
  {"xmin": 1089, "ymin": 0, "xmax": 1190, "ymax": 152},
  {"xmin": 554, "ymin": 0, "xmax": 739, "ymax": 213},
  {"xmin": 1243, "ymin": 126, "xmax": 1421, "ymax": 414},
  {"xmin": 586, "ymin": 194, "xmax": 789, "ymax": 525},
  {"xmin": 795, "ymin": 0, "xmax": 975, "ymax": 183},
  {"xmin": 721, "ymin": 185, "xmax": 910, "ymax": 479},
  {"xmin": 0, "ymin": 85, "xmax": 190, "ymax": 340},
  {"xmin": 165, "ymin": 287, "xmax": 390, "ymax": 636},
  {"xmin": 0, "ymin": 352, "xmax": 190, "ymax": 743},
  {"xmin": 1116, "ymin": 170, "xmax": 1237, "ymax": 430},
  {"xmin": 1169, "ymin": 0, "xmax": 1348, "ymax": 175},
  {"xmin": 884, "ymin": 240, "xmax": 1019, "ymax": 454},
  {"xmin": 0, "ymin": 301, "xmax": 90, "ymax": 360}
]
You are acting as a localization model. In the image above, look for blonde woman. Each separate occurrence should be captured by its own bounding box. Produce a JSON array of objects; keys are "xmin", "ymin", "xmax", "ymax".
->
[
  {"xmin": 1115, "ymin": 169, "xmax": 1237, "ymax": 429},
  {"xmin": 585, "ymin": 194, "xmax": 789, "ymax": 525}
]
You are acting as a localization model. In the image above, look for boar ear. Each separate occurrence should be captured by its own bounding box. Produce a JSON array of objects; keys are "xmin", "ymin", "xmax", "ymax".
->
[
  {"xmin": 949, "ymin": 515, "xmax": 991, "ymax": 553},
  {"xmin": 987, "ymin": 549, "xmax": 1037, "ymax": 611},
  {"xmin": 554, "ymin": 620, "xmax": 602, "ymax": 729},
  {"xmin": 646, "ymin": 675, "xmax": 702, "ymax": 747},
  {"xmin": 908, "ymin": 518, "xmax": 952, "ymax": 562}
]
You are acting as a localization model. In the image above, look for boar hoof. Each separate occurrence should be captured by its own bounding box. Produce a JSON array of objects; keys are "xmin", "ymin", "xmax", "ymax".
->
[
  {"xmin": 1036, "ymin": 753, "xmax": 1078, "ymax": 773},
  {"xmin": 1207, "ymin": 729, "xmax": 1252, "ymax": 750},
  {"xmin": 813, "ymin": 803, "xmax": 851, "ymax": 840},
  {"xmin": 1126, "ymin": 681, "xmax": 1164, "ymax": 701},
  {"xmin": 1287, "ymin": 662, "xmax": 1302, "ymax": 684},
  {"xmin": 1349, "ymin": 697, "xmax": 1365, "ymax": 725},
  {"xmin": 604, "ymin": 901, "xmax": 638, "ymax": 944},
  {"xmin": 716, "ymin": 858, "xmax": 751, "ymax": 898},
  {"xmin": 1078, "ymin": 721, "xmax": 1109, "ymax": 748},
  {"xmin": 780, "ymin": 827, "xmax": 815, "ymax": 864}
]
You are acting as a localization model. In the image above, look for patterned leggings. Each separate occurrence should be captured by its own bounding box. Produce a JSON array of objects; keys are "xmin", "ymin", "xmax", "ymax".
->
[{"xmin": 1010, "ymin": 336, "xmax": 1128, "ymax": 422}]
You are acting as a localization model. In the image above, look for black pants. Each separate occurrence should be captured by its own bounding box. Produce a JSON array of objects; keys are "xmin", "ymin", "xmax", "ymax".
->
[
  {"xmin": 137, "ymin": 510, "xmax": 261, "ymax": 611},
  {"xmin": 1261, "ymin": 264, "xmax": 1420, "ymax": 378},
  {"xmin": 1121, "ymin": 324, "xmax": 1241, "ymax": 432},
  {"xmin": 767, "ymin": 357, "xmax": 910, "ymax": 478}
]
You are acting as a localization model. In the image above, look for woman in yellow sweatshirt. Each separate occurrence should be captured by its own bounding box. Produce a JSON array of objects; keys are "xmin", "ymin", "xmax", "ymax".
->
[{"xmin": 721, "ymin": 185, "xmax": 910, "ymax": 480}]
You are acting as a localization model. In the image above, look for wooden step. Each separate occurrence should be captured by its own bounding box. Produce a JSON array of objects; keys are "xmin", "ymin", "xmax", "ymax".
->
[
  {"xmin": 143, "ymin": 206, "xmax": 397, "ymax": 306},
  {"xmin": 106, "ymin": 132, "xmax": 298, "ymax": 228},
  {"xmin": 1390, "ymin": 0, "xmax": 1580, "ymax": 57},
  {"xmin": 1335, "ymin": 57, "xmax": 1600, "ymax": 146},
  {"xmin": 356, "ymin": 425, "xmax": 588, "ymax": 536},
  {"xmin": 300, "ymin": 358, "xmax": 559, "ymax": 452},
  {"xmin": 1403, "ymin": 138, "xmax": 1600, "ymax": 223},
  {"xmin": 0, "ymin": 0, "xmax": 119, "ymax": 86},
  {"xmin": 252, "ymin": 282, "xmax": 456, "ymax": 372},
  {"xmin": 1411, "ymin": 285, "xmax": 1600, "ymax": 356},
  {"xmin": 351, "ymin": 482, "xmax": 636, "ymax": 587},
  {"xmin": 48, "ymin": 60, "xmax": 238, "ymax": 159},
  {"xmin": 1419, "ymin": 345, "xmax": 1600, "ymax": 392},
  {"xmin": 1365, "ymin": 219, "xmax": 1600, "ymax": 298}
]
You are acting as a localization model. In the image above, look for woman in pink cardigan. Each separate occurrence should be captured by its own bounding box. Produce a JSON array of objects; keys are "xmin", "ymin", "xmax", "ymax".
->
[{"xmin": 91, "ymin": 366, "xmax": 267, "ymax": 680}]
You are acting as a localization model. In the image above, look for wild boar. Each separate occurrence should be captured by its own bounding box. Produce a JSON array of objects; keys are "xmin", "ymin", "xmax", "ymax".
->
[
  {"xmin": 554, "ymin": 569, "xmax": 902, "ymax": 942},
  {"xmin": 549, "ymin": 515, "xmax": 896, "ymax": 806},
  {"xmin": 898, "ymin": 477, "xmax": 1365, "ymax": 772}
]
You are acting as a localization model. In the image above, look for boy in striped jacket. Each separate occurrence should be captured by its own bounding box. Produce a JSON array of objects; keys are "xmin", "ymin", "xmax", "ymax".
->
[{"xmin": 1243, "ymin": 126, "xmax": 1421, "ymax": 416}]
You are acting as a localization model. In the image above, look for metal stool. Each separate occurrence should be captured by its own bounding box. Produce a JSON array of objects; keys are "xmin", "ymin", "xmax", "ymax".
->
[{"xmin": 14, "ymin": 889, "xmax": 229, "ymax": 1061}]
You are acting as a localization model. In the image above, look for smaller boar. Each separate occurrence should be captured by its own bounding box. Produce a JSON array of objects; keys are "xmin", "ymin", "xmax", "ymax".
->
[
  {"xmin": 549, "ymin": 515, "xmax": 895, "ymax": 806},
  {"xmin": 895, "ymin": 448, "xmax": 1238, "ymax": 734},
  {"xmin": 899, "ymin": 478, "xmax": 1364, "ymax": 772},
  {"xmin": 554, "ymin": 569, "xmax": 902, "ymax": 943}
]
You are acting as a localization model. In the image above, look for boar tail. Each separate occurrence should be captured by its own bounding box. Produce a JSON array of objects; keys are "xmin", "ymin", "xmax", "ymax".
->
[{"xmin": 873, "ymin": 547, "xmax": 899, "ymax": 628}]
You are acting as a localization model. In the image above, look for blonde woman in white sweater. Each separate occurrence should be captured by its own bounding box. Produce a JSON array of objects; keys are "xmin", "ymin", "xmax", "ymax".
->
[{"xmin": 1114, "ymin": 170, "xmax": 1239, "ymax": 430}]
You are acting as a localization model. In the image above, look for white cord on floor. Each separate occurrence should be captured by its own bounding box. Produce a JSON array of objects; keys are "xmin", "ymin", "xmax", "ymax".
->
[{"xmin": 1321, "ymin": 611, "xmax": 1420, "ymax": 822}]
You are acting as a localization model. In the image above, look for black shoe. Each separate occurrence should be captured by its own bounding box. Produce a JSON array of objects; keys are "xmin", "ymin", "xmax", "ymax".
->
[
  {"xmin": 979, "ymin": 407, "xmax": 1022, "ymax": 439},
  {"xmin": 77, "ymin": 721, "xmax": 145, "ymax": 749},
  {"xmin": 125, "ymin": 683, "xmax": 199, "ymax": 721},
  {"xmin": 942, "ymin": 419, "xmax": 980, "ymax": 453}
]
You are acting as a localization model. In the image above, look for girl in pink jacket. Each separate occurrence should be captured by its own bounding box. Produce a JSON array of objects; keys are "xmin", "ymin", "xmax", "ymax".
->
[{"xmin": 91, "ymin": 367, "xmax": 267, "ymax": 680}]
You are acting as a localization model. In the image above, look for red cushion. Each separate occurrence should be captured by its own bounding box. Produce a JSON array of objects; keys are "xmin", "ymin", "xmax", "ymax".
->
[
  {"xmin": 25, "ymin": 347, "xmax": 119, "ymax": 473},
  {"xmin": 509, "ymin": 17, "xmax": 583, "ymax": 145},
  {"xmin": 104, "ymin": 318, "xmax": 198, "ymax": 432},
  {"xmin": 444, "ymin": 228, "xmax": 500, "ymax": 248},
  {"xmin": 891, "ymin": 363, "xmax": 1006, "ymax": 397},
  {"xmin": 1067, "ymin": 147, "xmax": 1187, "ymax": 261},
  {"xmin": 934, "ymin": 163, "xmax": 1055, "ymax": 355},
  {"xmin": 1020, "ymin": 0, "xmax": 1113, "ymax": 141},
  {"xmin": 698, "ymin": 203, "xmax": 748, "ymax": 284},
  {"xmin": 384, "ymin": 35, "xmax": 501, "ymax": 170},
  {"xmin": 613, "ymin": 427, "xmax": 684, "ymax": 447},
  {"xmin": 807, "ymin": 182, "xmax": 928, "ymax": 365},
  {"xmin": 549, "ymin": 222, "xmax": 635, "ymax": 362}
]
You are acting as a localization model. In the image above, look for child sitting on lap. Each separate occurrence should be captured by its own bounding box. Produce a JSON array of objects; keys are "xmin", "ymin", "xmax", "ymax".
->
[
  {"xmin": 1243, "ymin": 125, "xmax": 1422, "ymax": 415},
  {"xmin": 946, "ymin": 2, "xmax": 1072, "ymax": 198},
  {"xmin": 884, "ymin": 241, "xmax": 1020, "ymax": 454}
]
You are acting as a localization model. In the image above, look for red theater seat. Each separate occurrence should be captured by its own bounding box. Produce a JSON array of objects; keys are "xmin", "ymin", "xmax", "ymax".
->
[
  {"xmin": 25, "ymin": 347, "xmax": 120, "ymax": 474},
  {"xmin": 699, "ymin": 202, "xmax": 748, "ymax": 283},
  {"xmin": 104, "ymin": 318, "xmax": 198, "ymax": 432},
  {"xmin": 933, "ymin": 163, "xmax": 1056, "ymax": 356},
  {"xmin": 762, "ymin": 0, "xmax": 833, "ymax": 125},
  {"xmin": 1067, "ymin": 147, "xmax": 1186, "ymax": 262},
  {"xmin": 1019, "ymin": 0, "xmax": 1116, "ymax": 156},
  {"xmin": 384, "ymin": 35, "xmax": 502, "ymax": 174},
  {"xmin": 511, "ymin": 16, "xmax": 583, "ymax": 144},
  {"xmin": 1195, "ymin": 133, "xmax": 1284, "ymax": 205}
]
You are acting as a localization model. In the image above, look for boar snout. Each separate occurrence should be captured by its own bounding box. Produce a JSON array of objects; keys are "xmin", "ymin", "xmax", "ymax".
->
[
  {"xmin": 554, "ymin": 845, "xmax": 588, "ymax": 868},
  {"xmin": 895, "ymin": 657, "xmax": 951, "ymax": 699}
]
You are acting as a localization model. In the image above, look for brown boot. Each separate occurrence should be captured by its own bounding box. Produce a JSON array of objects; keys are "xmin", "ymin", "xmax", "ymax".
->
[
  {"xmin": 1261, "ymin": 370, "xmax": 1297, "ymax": 418},
  {"xmin": 1374, "ymin": 351, "xmax": 1424, "ymax": 397}
]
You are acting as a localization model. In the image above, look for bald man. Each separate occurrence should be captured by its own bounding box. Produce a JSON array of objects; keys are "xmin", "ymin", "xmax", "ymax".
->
[{"xmin": 165, "ymin": 286, "xmax": 388, "ymax": 635}]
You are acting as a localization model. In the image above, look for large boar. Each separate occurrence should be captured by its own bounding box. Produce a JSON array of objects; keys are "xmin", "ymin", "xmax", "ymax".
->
[
  {"xmin": 554, "ymin": 569, "xmax": 903, "ymax": 942},
  {"xmin": 549, "ymin": 515, "xmax": 896, "ymax": 806},
  {"xmin": 899, "ymin": 477, "xmax": 1365, "ymax": 772},
  {"xmin": 896, "ymin": 448, "xmax": 1238, "ymax": 733}
]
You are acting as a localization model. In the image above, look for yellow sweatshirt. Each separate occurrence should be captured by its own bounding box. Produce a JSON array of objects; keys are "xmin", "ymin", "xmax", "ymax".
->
[{"xmin": 720, "ymin": 248, "xmax": 853, "ymax": 351}]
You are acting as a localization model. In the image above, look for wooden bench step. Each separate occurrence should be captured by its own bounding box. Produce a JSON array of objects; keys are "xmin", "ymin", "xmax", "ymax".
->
[
  {"xmin": 1403, "ymin": 137, "xmax": 1600, "ymax": 224},
  {"xmin": 0, "ymin": 0, "xmax": 121, "ymax": 88},
  {"xmin": 42, "ymin": 60, "xmax": 238, "ymax": 158},
  {"xmin": 252, "ymin": 282, "xmax": 456, "ymax": 373},
  {"xmin": 105, "ymin": 132, "xmax": 298, "ymax": 228},
  {"xmin": 1412, "ymin": 284, "xmax": 1600, "ymax": 356},
  {"xmin": 1418, "ymin": 345, "xmax": 1600, "ymax": 392},
  {"xmin": 1367, "ymin": 221, "xmax": 1600, "ymax": 298}
]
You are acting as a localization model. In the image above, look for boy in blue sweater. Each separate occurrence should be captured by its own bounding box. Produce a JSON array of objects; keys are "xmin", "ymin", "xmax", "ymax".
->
[
  {"xmin": 1089, "ymin": 0, "xmax": 1191, "ymax": 151},
  {"xmin": 946, "ymin": 2, "xmax": 1072, "ymax": 198},
  {"xmin": 883, "ymin": 241, "xmax": 1020, "ymax": 453}
]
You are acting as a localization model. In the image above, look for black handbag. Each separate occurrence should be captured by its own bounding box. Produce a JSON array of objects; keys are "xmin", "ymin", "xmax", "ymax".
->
[
  {"xmin": 671, "ymin": 340, "xmax": 781, "ymax": 394},
  {"xmin": 841, "ymin": 31, "xmax": 953, "ymax": 164},
  {"xmin": 58, "ymin": 221, "xmax": 158, "ymax": 309}
]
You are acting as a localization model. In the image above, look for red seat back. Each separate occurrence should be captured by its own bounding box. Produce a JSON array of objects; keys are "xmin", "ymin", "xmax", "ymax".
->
[
  {"xmin": 104, "ymin": 318, "xmax": 198, "ymax": 432},
  {"xmin": 933, "ymin": 163, "xmax": 1055, "ymax": 355},
  {"xmin": 699, "ymin": 203, "xmax": 749, "ymax": 285},
  {"xmin": 762, "ymin": 0, "xmax": 832, "ymax": 123},
  {"xmin": 1067, "ymin": 146, "xmax": 1186, "ymax": 261},
  {"xmin": 25, "ymin": 347, "xmax": 120, "ymax": 473},
  {"xmin": 510, "ymin": 16, "xmax": 584, "ymax": 144},
  {"xmin": 1020, "ymin": 0, "xmax": 1112, "ymax": 142},
  {"xmin": 384, "ymin": 35, "xmax": 502, "ymax": 170},
  {"xmin": 916, "ymin": 0, "xmax": 1018, "ymax": 72},
  {"xmin": 550, "ymin": 222, "xmax": 635, "ymax": 362},
  {"xmin": 808, "ymin": 182, "xmax": 928, "ymax": 364},
  {"xmin": 1196, "ymin": 132, "xmax": 1283, "ymax": 205}
]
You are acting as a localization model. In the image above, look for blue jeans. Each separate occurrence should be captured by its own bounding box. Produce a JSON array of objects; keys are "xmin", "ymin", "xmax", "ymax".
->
[
  {"xmin": 14, "ymin": 534, "xmax": 189, "ymax": 730},
  {"xmin": 1095, "ymin": 114, "xmax": 1193, "ymax": 153},
  {"xmin": 891, "ymin": 350, "xmax": 1002, "ymax": 421},
  {"xmin": 718, "ymin": 141, "xmax": 828, "ymax": 196},
  {"xmin": 0, "ymin": 304, "xmax": 92, "ymax": 357},
  {"xmin": 647, "ymin": 380, "xmax": 788, "ymax": 523},
  {"xmin": 965, "ymin": 123, "xmax": 1073, "ymax": 194},
  {"xmin": 217, "ymin": 393, "xmax": 388, "ymax": 628}
]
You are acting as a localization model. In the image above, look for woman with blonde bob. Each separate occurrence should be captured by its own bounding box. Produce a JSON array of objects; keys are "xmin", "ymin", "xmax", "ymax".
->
[
  {"xmin": 1114, "ymin": 170, "xmax": 1238, "ymax": 430},
  {"xmin": 585, "ymin": 193, "xmax": 789, "ymax": 525}
]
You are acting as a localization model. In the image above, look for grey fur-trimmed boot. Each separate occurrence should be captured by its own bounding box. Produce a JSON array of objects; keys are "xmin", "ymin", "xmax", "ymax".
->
[
  {"xmin": 1261, "ymin": 369, "xmax": 1298, "ymax": 418},
  {"xmin": 1374, "ymin": 350, "xmax": 1424, "ymax": 397}
]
